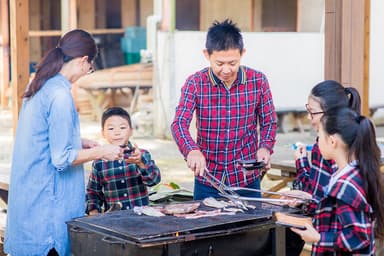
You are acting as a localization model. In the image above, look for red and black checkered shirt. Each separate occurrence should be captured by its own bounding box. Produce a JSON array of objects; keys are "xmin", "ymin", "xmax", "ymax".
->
[{"xmin": 171, "ymin": 66, "xmax": 277, "ymax": 187}]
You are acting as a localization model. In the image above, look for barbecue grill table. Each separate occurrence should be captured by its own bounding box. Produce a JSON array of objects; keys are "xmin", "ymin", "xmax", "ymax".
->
[{"xmin": 67, "ymin": 202, "xmax": 302, "ymax": 256}]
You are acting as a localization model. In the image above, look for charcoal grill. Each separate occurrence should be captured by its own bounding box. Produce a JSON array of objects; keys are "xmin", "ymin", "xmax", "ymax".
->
[{"xmin": 67, "ymin": 202, "xmax": 302, "ymax": 256}]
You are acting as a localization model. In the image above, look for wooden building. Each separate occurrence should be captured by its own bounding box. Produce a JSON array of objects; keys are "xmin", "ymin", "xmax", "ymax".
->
[{"xmin": 0, "ymin": 0, "xmax": 372, "ymax": 136}]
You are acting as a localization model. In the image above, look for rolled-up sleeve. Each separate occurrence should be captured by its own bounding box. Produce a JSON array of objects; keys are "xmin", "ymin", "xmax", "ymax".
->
[{"xmin": 48, "ymin": 89, "xmax": 79, "ymax": 170}]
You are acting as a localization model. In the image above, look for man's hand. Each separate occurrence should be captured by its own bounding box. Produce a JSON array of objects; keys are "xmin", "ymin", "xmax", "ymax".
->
[
  {"xmin": 186, "ymin": 150, "xmax": 206, "ymax": 176},
  {"xmin": 256, "ymin": 147, "xmax": 271, "ymax": 169}
]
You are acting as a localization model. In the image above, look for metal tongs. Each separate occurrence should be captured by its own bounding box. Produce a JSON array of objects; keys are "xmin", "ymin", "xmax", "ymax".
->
[
  {"xmin": 203, "ymin": 168, "xmax": 248, "ymax": 210},
  {"xmin": 223, "ymin": 187, "xmax": 317, "ymax": 208}
]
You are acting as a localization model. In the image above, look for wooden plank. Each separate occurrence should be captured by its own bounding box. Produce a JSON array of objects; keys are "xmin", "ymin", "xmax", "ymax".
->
[
  {"xmin": 324, "ymin": 0, "xmax": 370, "ymax": 116},
  {"xmin": 77, "ymin": 0, "xmax": 96, "ymax": 29},
  {"xmin": 10, "ymin": 0, "xmax": 30, "ymax": 133},
  {"xmin": 324, "ymin": 0, "xmax": 342, "ymax": 82},
  {"xmin": 95, "ymin": 0, "xmax": 107, "ymax": 28},
  {"xmin": 121, "ymin": 0, "xmax": 137, "ymax": 27},
  {"xmin": 200, "ymin": 0, "xmax": 253, "ymax": 31},
  {"xmin": 0, "ymin": 0, "xmax": 10, "ymax": 108},
  {"xmin": 30, "ymin": 0, "xmax": 42, "ymax": 62}
]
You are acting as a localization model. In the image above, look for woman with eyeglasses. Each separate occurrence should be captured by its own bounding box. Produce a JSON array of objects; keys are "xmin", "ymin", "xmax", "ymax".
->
[
  {"xmin": 283, "ymin": 80, "xmax": 361, "ymax": 211},
  {"xmin": 4, "ymin": 29, "xmax": 124, "ymax": 256}
]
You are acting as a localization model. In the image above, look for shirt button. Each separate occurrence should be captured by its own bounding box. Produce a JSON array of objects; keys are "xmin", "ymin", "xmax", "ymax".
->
[
  {"xmin": 124, "ymin": 193, "xmax": 127, "ymax": 197},
  {"xmin": 121, "ymin": 180, "xmax": 125, "ymax": 183}
]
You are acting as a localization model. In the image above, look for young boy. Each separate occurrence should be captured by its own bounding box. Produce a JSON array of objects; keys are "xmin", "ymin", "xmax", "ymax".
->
[{"xmin": 86, "ymin": 107, "xmax": 161, "ymax": 215}]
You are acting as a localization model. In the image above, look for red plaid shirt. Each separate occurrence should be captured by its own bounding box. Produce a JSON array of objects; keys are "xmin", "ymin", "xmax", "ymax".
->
[
  {"xmin": 294, "ymin": 139, "xmax": 337, "ymax": 213},
  {"xmin": 311, "ymin": 165, "xmax": 375, "ymax": 255},
  {"xmin": 171, "ymin": 66, "xmax": 277, "ymax": 187}
]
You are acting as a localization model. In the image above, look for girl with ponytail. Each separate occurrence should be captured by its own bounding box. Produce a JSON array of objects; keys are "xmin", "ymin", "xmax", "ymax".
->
[{"xmin": 291, "ymin": 107, "xmax": 384, "ymax": 255}]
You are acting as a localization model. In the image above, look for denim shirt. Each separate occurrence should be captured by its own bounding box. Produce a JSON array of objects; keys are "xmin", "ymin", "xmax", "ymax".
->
[{"xmin": 5, "ymin": 74, "xmax": 85, "ymax": 256}]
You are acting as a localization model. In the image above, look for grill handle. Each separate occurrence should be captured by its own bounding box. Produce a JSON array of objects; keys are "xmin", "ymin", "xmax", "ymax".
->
[
  {"xmin": 101, "ymin": 236, "xmax": 126, "ymax": 245},
  {"xmin": 70, "ymin": 226, "xmax": 92, "ymax": 234}
]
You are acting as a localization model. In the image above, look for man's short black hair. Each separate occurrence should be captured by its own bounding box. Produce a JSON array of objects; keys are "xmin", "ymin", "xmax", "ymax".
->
[
  {"xmin": 101, "ymin": 107, "xmax": 132, "ymax": 129},
  {"xmin": 205, "ymin": 19, "xmax": 244, "ymax": 55}
]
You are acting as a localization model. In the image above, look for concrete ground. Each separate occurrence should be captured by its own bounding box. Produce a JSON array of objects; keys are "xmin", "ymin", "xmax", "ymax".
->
[
  {"xmin": 1, "ymin": 108, "xmax": 384, "ymax": 256},
  {"xmin": 2, "ymin": 109, "xmax": 383, "ymax": 191}
]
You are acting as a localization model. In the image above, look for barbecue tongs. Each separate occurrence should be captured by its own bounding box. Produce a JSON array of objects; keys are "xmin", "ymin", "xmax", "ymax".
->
[
  {"xmin": 203, "ymin": 168, "xmax": 248, "ymax": 210},
  {"xmin": 223, "ymin": 187, "xmax": 317, "ymax": 207}
]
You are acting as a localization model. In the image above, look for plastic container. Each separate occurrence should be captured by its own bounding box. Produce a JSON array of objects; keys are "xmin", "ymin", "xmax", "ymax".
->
[{"xmin": 120, "ymin": 27, "xmax": 146, "ymax": 64}]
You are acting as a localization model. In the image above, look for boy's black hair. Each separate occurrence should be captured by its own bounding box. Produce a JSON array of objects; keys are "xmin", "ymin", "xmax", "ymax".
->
[
  {"xmin": 205, "ymin": 19, "xmax": 244, "ymax": 55},
  {"xmin": 101, "ymin": 107, "xmax": 132, "ymax": 129}
]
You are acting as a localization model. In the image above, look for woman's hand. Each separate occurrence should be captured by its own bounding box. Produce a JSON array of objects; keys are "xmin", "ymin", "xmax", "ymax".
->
[
  {"xmin": 99, "ymin": 144, "xmax": 124, "ymax": 161},
  {"xmin": 82, "ymin": 138, "xmax": 99, "ymax": 149},
  {"xmin": 291, "ymin": 223, "xmax": 320, "ymax": 243}
]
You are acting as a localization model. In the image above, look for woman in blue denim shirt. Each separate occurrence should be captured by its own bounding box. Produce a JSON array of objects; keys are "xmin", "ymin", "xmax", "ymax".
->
[{"xmin": 4, "ymin": 29, "xmax": 123, "ymax": 256}]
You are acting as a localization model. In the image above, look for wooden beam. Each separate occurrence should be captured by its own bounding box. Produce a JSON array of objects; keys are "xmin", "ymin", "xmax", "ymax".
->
[
  {"xmin": 324, "ymin": 0, "xmax": 370, "ymax": 115},
  {"xmin": 10, "ymin": 0, "xmax": 30, "ymax": 132},
  {"xmin": 0, "ymin": 0, "xmax": 10, "ymax": 108}
]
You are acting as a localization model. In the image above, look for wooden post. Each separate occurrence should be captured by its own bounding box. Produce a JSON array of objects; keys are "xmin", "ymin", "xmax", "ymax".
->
[
  {"xmin": 77, "ymin": 0, "xmax": 96, "ymax": 29},
  {"xmin": 0, "ymin": 0, "xmax": 10, "ymax": 108},
  {"xmin": 61, "ymin": 0, "xmax": 77, "ymax": 33},
  {"xmin": 324, "ymin": 0, "xmax": 370, "ymax": 115},
  {"xmin": 10, "ymin": 0, "xmax": 30, "ymax": 133},
  {"xmin": 121, "ymin": 0, "xmax": 137, "ymax": 27}
]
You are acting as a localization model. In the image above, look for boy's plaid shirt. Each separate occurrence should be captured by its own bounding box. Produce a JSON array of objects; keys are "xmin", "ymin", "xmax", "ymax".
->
[{"xmin": 86, "ymin": 149, "xmax": 161, "ymax": 212}]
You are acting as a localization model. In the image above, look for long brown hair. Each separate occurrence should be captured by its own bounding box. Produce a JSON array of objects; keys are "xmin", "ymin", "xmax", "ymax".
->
[{"xmin": 24, "ymin": 29, "xmax": 97, "ymax": 98}]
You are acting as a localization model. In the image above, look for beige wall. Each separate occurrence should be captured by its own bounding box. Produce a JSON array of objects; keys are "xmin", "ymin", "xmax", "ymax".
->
[
  {"xmin": 298, "ymin": 0, "xmax": 324, "ymax": 32},
  {"xmin": 200, "ymin": 0, "xmax": 253, "ymax": 31}
]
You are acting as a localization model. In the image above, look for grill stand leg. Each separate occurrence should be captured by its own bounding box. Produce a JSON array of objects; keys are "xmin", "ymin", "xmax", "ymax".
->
[
  {"xmin": 167, "ymin": 243, "xmax": 181, "ymax": 256},
  {"xmin": 273, "ymin": 226, "xmax": 286, "ymax": 256}
]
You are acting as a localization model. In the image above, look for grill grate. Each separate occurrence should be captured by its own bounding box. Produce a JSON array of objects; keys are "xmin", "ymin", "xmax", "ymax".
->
[{"xmin": 69, "ymin": 202, "xmax": 294, "ymax": 243}]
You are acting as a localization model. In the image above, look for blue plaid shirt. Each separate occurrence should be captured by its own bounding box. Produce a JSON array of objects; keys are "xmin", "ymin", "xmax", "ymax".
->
[{"xmin": 86, "ymin": 143, "xmax": 161, "ymax": 212}]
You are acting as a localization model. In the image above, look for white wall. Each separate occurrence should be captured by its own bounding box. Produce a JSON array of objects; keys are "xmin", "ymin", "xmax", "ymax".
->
[
  {"xmin": 153, "ymin": 32, "xmax": 324, "ymax": 137},
  {"xmin": 369, "ymin": 0, "xmax": 384, "ymax": 107},
  {"xmin": 163, "ymin": 32, "xmax": 324, "ymax": 110}
]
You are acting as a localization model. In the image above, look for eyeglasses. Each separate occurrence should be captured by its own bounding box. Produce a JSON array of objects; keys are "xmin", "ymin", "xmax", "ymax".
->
[{"xmin": 305, "ymin": 104, "xmax": 324, "ymax": 118}]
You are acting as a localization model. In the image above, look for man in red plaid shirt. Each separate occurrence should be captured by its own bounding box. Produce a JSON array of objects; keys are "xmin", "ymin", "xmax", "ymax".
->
[{"xmin": 171, "ymin": 19, "xmax": 277, "ymax": 200}]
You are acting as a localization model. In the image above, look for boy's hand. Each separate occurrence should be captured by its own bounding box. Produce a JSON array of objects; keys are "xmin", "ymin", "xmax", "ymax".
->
[
  {"xmin": 125, "ymin": 143, "xmax": 145, "ymax": 168},
  {"xmin": 88, "ymin": 209, "xmax": 99, "ymax": 216}
]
